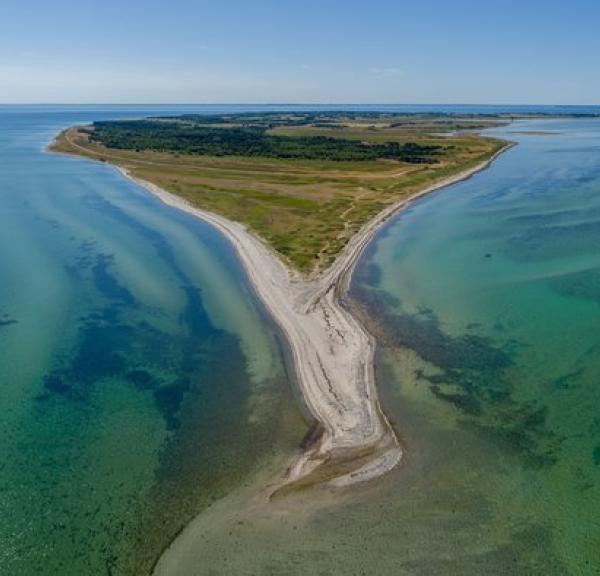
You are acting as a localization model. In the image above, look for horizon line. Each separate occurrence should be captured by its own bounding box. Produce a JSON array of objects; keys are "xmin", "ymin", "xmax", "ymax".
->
[{"xmin": 1, "ymin": 102, "xmax": 599, "ymax": 107}]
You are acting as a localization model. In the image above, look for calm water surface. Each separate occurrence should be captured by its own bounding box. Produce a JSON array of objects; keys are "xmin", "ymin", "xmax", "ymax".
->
[
  {"xmin": 1, "ymin": 107, "xmax": 599, "ymax": 575},
  {"xmin": 0, "ymin": 106, "xmax": 305, "ymax": 575},
  {"xmin": 350, "ymin": 118, "xmax": 600, "ymax": 574},
  {"xmin": 161, "ymin": 118, "xmax": 600, "ymax": 576}
]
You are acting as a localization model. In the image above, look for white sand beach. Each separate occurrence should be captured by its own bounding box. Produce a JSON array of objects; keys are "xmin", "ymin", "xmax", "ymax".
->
[{"xmin": 116, "ymin": 142, "xmax": 513, "ymax": 491}]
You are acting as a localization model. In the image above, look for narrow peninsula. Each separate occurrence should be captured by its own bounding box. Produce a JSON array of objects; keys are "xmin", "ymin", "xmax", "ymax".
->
[{"xmin": 51, "ymin": 112, "xmax": 512, "ymax": 491}]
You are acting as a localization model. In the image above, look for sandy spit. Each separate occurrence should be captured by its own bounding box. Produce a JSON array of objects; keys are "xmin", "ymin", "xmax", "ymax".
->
[{"xmin": 113, "ymin": 142, "xmax": 514, "ymax": 491}]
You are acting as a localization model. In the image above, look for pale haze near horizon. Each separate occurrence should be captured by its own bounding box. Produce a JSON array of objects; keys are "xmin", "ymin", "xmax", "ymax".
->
[{"xmin": 1, "ymin": 0, "xmax": 599, "ymax": 105}]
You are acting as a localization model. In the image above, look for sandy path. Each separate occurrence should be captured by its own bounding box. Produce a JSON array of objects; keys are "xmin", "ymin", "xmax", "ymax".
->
[{"xmin": 112, "ymin": 142, "xmax": 514, "ymax": 490}]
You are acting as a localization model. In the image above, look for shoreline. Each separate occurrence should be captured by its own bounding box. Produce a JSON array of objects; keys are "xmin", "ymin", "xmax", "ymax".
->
[
  {"xmin": 119, "ymin": 166, "xmax": 403, "ymax": 488},
  {"xmin": 106, "ymin": 140, "xmax": 515, "ymax": 491},
  {"xmin": 49, "ymin": 132, "xmax": 515, "ymax": 573}
]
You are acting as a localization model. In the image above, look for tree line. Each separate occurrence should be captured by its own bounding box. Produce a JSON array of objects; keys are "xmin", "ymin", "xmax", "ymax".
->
[{"xmin": 90, "ymin": 119, "xmax": 444, "ymax": 163}]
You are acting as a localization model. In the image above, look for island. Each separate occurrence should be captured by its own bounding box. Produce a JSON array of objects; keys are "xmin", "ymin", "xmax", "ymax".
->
[{"xmin": 51, "ymin": 111, "xmax": 513, "ymax": 492}]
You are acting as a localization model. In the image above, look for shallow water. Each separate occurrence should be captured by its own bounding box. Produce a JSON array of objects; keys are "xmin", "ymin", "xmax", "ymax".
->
[
  {"xmin": 350, "ymin": 118, "xmax": 600, "ymax": 573},
  {"xmin": 0, "ymin": 106, "xmax": 305, "ymax": 575},
  {"xmin": 156, "ymin": 118, "xmax": 600, "ymax": 575},
  {"xmin": 2, "ymin": 107, "xmax": 600, "ymax": 575}
]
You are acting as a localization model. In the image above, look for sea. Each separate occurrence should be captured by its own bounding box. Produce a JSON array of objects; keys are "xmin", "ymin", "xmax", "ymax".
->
[{"xmin": 0, "ymin": 105, "xmax": 599, "ymax": 574}]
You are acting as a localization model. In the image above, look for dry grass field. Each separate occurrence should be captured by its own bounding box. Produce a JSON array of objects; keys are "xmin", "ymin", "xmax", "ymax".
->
[{"xmin": 52, "ymin": 115, "xmax": 507, "ymax": 272}]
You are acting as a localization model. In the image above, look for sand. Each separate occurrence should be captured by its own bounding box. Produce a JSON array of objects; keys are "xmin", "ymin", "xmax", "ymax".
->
[{"xmin": 113, "ymin": 142, "xmax": 513, "ymax": 491}]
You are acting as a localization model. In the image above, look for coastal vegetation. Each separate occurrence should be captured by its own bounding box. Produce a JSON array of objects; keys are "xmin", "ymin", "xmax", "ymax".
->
[
  {"xmin": 88, "ymin": 120, "xmax": 444, "ymax": 163},
  {"xmin": 53, "ymin": 112, "xmax": 507, "ymax": 272}
]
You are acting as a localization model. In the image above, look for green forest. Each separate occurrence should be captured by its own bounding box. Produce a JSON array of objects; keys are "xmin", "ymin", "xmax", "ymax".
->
[{"xmin": 88, "ymin": 118, "xmax": 445, "ymax": 163}]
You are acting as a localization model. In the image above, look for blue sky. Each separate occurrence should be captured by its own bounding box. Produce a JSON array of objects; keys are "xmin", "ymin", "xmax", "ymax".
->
[{"xmin": 1, "ymin": 0, "xmax": 599, "ymax": 104}]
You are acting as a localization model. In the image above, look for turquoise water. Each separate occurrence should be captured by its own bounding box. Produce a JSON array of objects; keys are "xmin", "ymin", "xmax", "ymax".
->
[
  {"xmin": 351, "ymin": 118, "xmax": 600, "ymax": 573},
  {"xmin": 2, "ymin": 107, "xmax": 600, "ymax": 575},
  {"xmin": 0, "ymin": 107, "xmax": 305, "ymax": 574},
  {"xmin": 156, "ymin": 118, "xmax": 600, "ymax": 576}
]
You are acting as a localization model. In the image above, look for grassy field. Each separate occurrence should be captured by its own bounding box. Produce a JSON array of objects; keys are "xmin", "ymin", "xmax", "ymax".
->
[{"xmin": 52, "ymin": 114, "xmax": 507, "ymax": 272}]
